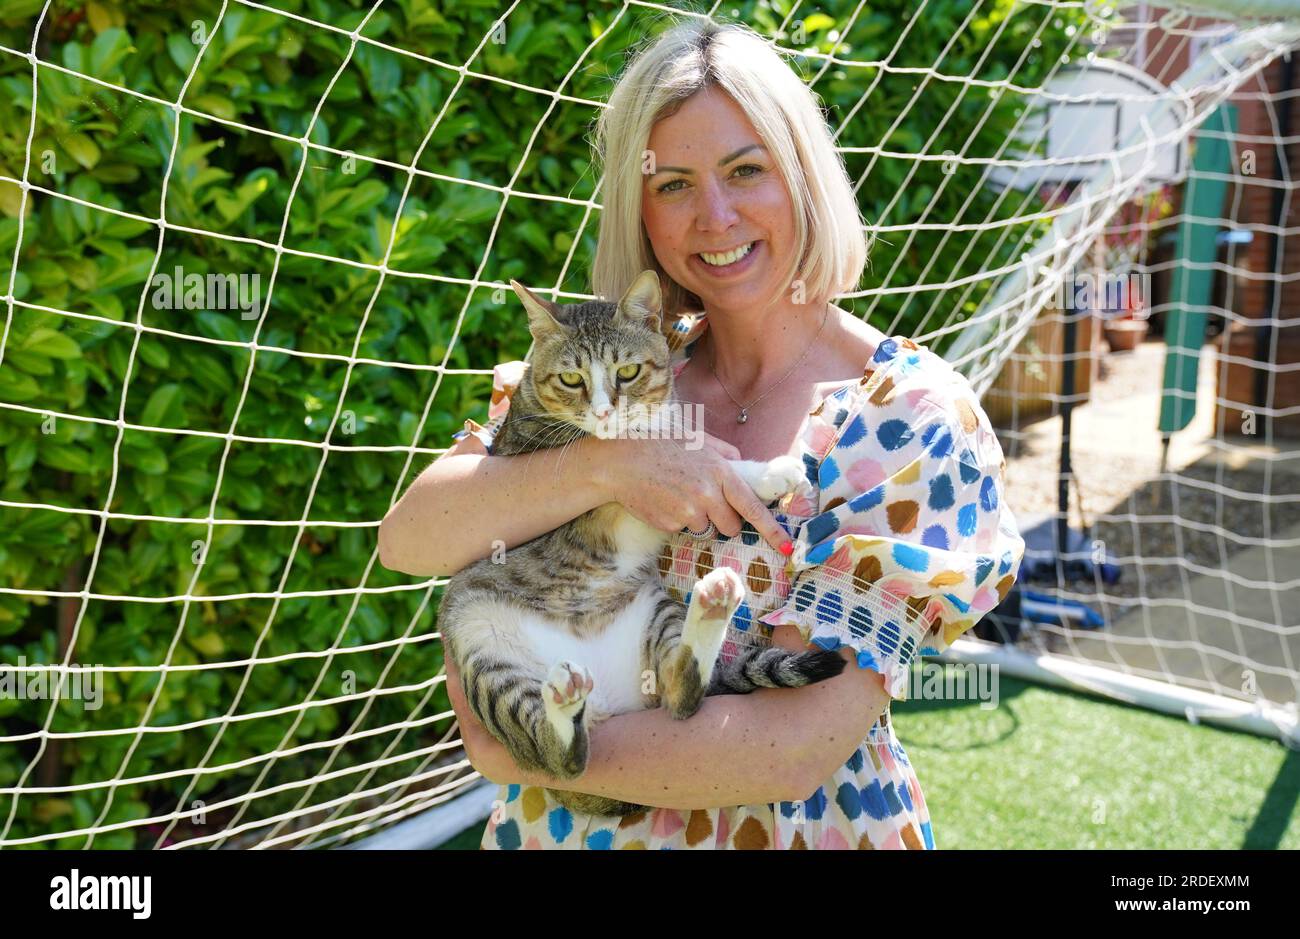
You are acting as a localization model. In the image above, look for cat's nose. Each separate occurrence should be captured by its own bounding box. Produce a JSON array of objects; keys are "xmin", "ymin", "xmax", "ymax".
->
[{"xmin": 593, "ymin": 404, "xmax": 614, "ymax": 419}]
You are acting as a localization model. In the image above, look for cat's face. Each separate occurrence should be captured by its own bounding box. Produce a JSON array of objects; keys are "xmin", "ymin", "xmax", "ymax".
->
[{"xmin": 509, "ymin": 271, "xmax": 674, "ymax": 438}]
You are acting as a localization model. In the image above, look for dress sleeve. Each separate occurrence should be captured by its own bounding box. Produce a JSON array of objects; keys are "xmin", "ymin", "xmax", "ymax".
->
[{"xmin": 758, "ymin": 337, "xmax": 1026, "ymax": 701}]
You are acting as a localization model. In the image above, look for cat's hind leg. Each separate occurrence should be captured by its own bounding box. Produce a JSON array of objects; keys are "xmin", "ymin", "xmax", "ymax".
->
[
  {"xmin": 652, "ymin": 567, "xmax": 744, "ymax": 720},
  {"xmin": 456, "ymin": 649, "xmax": 595, "ymax": 781},
  {"xmin": 540, "ymin": 660, "xmax": 595, "ymax": 774}
]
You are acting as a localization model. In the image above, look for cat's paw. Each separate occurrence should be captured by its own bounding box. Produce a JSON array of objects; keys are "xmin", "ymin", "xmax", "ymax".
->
[
  {"xmin": 682, "ymin": 568, "xmax": 744, "ymax": 681},
  {"xmin": 690, "ymin": 566, "xmax": 745, "ymax": 623},
  {"xmin": 752, "ymin": 455, "xmax": 813, "ymax": 504},
  {"xmin": 543, "ymin": 661, "xmax": 594, "ymax": 716}
]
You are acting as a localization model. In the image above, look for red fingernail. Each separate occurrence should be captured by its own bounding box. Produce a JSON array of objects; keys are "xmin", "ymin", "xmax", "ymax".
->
[{"xmin": 779, "ymin": 540, "xmax": 794, "ymax": 556}]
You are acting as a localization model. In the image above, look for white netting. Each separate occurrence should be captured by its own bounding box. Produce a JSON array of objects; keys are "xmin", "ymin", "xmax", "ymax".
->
[{"xmin": 0, "ymin": 0, "xmax": 1296, "ymax": 849}]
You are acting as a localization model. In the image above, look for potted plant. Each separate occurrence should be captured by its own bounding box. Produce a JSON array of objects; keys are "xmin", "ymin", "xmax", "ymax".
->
[
  {"xmin": 1102, "ymin": 289, "xmax": 1149, "ymax": 352},
  {"xmin": 1098, "ymin": 187, "xmax": 1167, "ymax": 352}
]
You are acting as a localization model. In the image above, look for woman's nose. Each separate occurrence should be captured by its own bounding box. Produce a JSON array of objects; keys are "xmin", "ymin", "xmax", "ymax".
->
[{"xmin": 695, "ymin": 176, "xmax": 740, "ymax": 232}]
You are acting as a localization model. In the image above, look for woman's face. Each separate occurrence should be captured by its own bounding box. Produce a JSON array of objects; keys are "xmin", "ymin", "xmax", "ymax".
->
[{"xmin": 641, "ymin": 85, "xmax": 797, "ymax": 316}]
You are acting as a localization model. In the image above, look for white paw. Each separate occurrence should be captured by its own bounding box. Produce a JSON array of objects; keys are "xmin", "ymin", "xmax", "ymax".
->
[
  {"xmin": 691, "ymin": 567, "xmax": 745, "ymax": 622},
  {"xmin": 683, "ymin": 568, "xmax": 744, "ymax": 679},
  {"xmin": 753, "ymin": 455, "xmax": 812, "ymax": 504},
  {"xmin": 543, "ymin": 661, "xmax": 593, "ymax": 716}
]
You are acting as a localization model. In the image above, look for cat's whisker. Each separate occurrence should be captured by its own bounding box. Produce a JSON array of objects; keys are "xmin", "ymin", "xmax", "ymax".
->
[{"xmin": 550, "ymin": 428, "xmax": 589, "ymax": 481}]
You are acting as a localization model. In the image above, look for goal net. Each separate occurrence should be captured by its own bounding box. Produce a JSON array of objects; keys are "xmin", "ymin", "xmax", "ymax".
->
[{"xmin": 0, "ymin": 0, "xmax": 1296, "ymax": 850}]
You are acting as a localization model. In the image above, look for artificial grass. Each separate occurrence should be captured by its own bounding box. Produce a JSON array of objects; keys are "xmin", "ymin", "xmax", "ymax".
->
[
  {"xmin": 897, "ymin": 668, "xmax": 1299, "ymax": 849},
  {"xmin": 437, "ymin": 666, "xmax": 1299, "ymax": 849}
]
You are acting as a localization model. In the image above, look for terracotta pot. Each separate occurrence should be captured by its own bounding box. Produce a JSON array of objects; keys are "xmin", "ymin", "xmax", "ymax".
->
[{"xmin": 1103, "ymin": 318, "xmax": 1148, "ymax": 352}]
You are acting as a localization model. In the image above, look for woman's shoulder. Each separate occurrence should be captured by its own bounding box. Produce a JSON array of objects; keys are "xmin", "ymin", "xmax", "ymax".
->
[{"xmin": 824, "ymin": 307, "xmax": 954, "ymax": 402}]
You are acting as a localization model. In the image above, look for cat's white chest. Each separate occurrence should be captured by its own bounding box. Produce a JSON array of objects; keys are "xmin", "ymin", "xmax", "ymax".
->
[
  {"xmin": 608, "ymin": 507, "xmax": 667, "ymax": 577},
  {"xmin": 518, "ymin": 582, "xmax": 660, "ymax": 721}
]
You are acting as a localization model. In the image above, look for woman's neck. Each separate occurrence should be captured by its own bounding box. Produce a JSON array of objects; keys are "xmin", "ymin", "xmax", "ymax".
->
[{"xmin": 695, "ymin": 297, "xmax": 831, "ymax": 401}]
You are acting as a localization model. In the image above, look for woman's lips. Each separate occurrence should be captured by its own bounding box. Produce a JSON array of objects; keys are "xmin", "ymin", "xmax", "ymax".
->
[{"xmin": 691, "ymin": 239, "xmax": 762, "ymax": 279}]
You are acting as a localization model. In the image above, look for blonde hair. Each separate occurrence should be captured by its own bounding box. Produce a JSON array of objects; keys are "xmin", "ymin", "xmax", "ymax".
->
[{"xmin": 591, "ymin": 18, "xmax": 868, "ymax": 317}]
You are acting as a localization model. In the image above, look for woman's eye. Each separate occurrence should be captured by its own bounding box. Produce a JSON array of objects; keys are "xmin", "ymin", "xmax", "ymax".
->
[
  {"xmin": 655, "ymin": 165, "xmax": 759, "ymax": 195},
  {"xmin": 616, "ymin": 363, "xmax": 641, "ymax": 381},
  {"xmin": 558, "ymin": 371, "xmax": 584, "ymax": 388}
]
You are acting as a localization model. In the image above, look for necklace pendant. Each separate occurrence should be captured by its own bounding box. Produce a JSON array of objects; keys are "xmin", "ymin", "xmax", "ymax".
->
[{"xmin": 737, "ymin": 408, "xmax": 748, "ymax": 424}]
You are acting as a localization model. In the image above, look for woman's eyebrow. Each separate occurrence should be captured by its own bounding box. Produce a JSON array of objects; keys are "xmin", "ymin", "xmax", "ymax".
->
[{"xmin": 649, "ymin": 143, "xmax": 766, "ymax": 176}]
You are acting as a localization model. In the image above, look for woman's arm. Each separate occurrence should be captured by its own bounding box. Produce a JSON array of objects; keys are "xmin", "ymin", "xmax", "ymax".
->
[
  {"xmin": 380, "ymin": 429, "xmax": 792, "ymax": 579},
  {"xmin": 446, "ymin": 625, "xmax": 891, "ymax": 810},
  {"xmin": 379, "ymin": 438, "xmax": 615, "ymax": 578}
]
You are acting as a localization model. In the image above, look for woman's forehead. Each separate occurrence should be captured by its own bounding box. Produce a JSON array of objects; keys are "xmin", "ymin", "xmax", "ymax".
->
[{"xmin": 647, "ymin": 88, "xmax": 765, "ymax": 159}]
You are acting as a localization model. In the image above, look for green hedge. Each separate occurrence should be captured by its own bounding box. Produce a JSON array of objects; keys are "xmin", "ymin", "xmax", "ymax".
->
[{"xmin": 0, "ymin": 0, "xmax": 1086, "ymax": 847}]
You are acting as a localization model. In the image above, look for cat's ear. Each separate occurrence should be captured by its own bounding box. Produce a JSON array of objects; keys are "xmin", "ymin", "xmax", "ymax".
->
[
  {"xmin": 510, "ymin": 280, "xmax": 565, "ymax": 336},
  {"xmin": 615, "ymin": 269, "xmax": 663, "ymax": 331}
]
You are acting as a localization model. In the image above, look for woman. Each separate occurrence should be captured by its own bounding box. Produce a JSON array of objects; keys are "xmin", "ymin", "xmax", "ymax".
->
[{"xmin": 379, "ymin": 19, "xmax": 1024, "ymax": 849}]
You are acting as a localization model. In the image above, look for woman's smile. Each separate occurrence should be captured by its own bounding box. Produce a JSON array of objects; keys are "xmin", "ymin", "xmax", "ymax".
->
[{"xmin": 691, "ymin": 238, "xmax": 763, "ymax": 279}]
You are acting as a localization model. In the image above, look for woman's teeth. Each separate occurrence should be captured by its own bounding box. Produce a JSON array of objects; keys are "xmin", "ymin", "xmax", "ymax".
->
[{"xmin": 699, "ymin": 242, "xmax": 754, "ymax": 267}]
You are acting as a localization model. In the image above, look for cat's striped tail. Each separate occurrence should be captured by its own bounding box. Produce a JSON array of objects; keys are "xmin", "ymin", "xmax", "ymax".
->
[{"xmin": 705, "ymin": 646, "xmax": 846, "ymax": 695}]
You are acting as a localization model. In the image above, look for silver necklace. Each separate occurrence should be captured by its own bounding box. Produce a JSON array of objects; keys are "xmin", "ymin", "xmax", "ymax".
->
[{"xmin": 706, "ymin": 303, "xmax": 830, "ymax": 424}]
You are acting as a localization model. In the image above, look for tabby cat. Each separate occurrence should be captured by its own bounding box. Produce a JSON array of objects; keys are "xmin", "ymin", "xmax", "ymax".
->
[{"xmin": 438, "ymin": 269, "xmax": 845, "ymax": 817}]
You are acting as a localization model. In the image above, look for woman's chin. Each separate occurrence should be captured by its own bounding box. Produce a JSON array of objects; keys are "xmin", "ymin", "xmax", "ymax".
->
[{"xmin": 695, "ymin": 280, "xmax": 779, "ymax": 313}]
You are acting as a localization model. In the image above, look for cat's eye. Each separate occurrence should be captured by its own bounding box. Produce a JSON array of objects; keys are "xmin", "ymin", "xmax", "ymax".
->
[
  {"xmin": 558, "ymin": 371, "xmax": 584, "ymax": 388},
  {"xmin": 616, "ymin": 363, "xmax": 641, "ymax": 382}
]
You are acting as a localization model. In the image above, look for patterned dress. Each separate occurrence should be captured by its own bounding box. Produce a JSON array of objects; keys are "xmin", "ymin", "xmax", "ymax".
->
[{"xmin": 447, "ymin": 310, "xmax": 1025, "ymax": 850}]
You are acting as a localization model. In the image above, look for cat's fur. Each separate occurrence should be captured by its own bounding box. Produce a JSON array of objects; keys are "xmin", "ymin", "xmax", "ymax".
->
[{"xmin": 438, "ymin": 270, "xmax": 845, "ymax": 817}]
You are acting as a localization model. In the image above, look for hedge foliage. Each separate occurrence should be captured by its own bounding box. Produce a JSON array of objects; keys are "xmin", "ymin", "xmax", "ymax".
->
[{"xmin": 0, "ymin": 0, "xmax": 1086, "ymax": 846}]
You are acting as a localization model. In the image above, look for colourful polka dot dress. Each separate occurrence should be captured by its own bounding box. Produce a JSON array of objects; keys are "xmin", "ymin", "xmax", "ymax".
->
[{"xmin": 448, "ymin": 310, "xmax": 1025, "ymax": 849}]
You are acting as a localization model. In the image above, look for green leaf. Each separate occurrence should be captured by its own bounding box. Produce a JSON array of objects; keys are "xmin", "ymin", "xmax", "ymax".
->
[
  {"xmin": 25, "ymin": 259, "xmax": 66, "ymax": 288},
  {"xmin": 0, "ymin": 366, "xmax": 40, "ymax": 401},
  {"xmin": 191, "ymin": 93, "xmax": 237, "ymax": 122},
  {"xmin": 4, "ymin": 349, "xmax": 54, "ymax": 376},
  {"xmin": 801, "ymin": 13, "xmax": 836, "ymax": 33},
  {"xmin": 39, "ymin": 444, "xmax": 93, "ymax": 474},
  {"xmin": 167, "ymin": 33, "xmax": 198, "ymax": 73},
  {"xmin": 355, "ymin": 44, "xmax": 401, "ymax": 100},
  {"xmin": 62, "ymin": 133, "xmax": 101, "ymax": 170},
  {"xmin": 212, "ymin": 172, "xmax": 272, "ymax": 223},
  {"xmin": 123, "ymin": 439, "xmax": 167, "ymax": 475},
  {"xmin": 100, "ymin": 216, "xmax": 152, "ymax": 240},
  {"xmin": 89, "ymin": 28, "xmax": 132, "ymax": 77},
  {"xmin": 136, "ymin": 337, "xmax": 170, "ymax": 370},
  {"xmin": 21, "ymin": 328, "xmax": 80, "ymax": 359},
  {"xmin": 66, "ymin": 257, "xmax": 98, "ymax": 291},
  {"xmin": 5, "ymin": 437, "xmax": 36, "ymax": 473},
  {"xmin": 95, "ymin": 248, "xmax": 155, "ymax": 291},
  {"xmin": 140, "ymin": 383, "xmax": 183, "ymax": 426},
  {"xmin": 338, "ymin": 179, "xmax": 388, "ymax": 217},
  {"xmin": 91, "ymin": 163, "xmax": 139, "ymax": 184},
  {"xmin": 87, "ymin": 238, "xmax": 126, "ymax": 262}
]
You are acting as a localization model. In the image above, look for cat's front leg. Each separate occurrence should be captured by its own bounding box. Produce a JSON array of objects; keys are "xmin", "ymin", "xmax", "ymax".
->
[{"xmin": 729, "ymin": 455, "xmax": 814, "ymax": 504}]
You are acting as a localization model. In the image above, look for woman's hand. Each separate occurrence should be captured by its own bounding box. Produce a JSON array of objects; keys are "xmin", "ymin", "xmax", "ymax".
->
[{"xmin": 595, "ymin": 432, "xmax": 792, "ymax": 554}]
